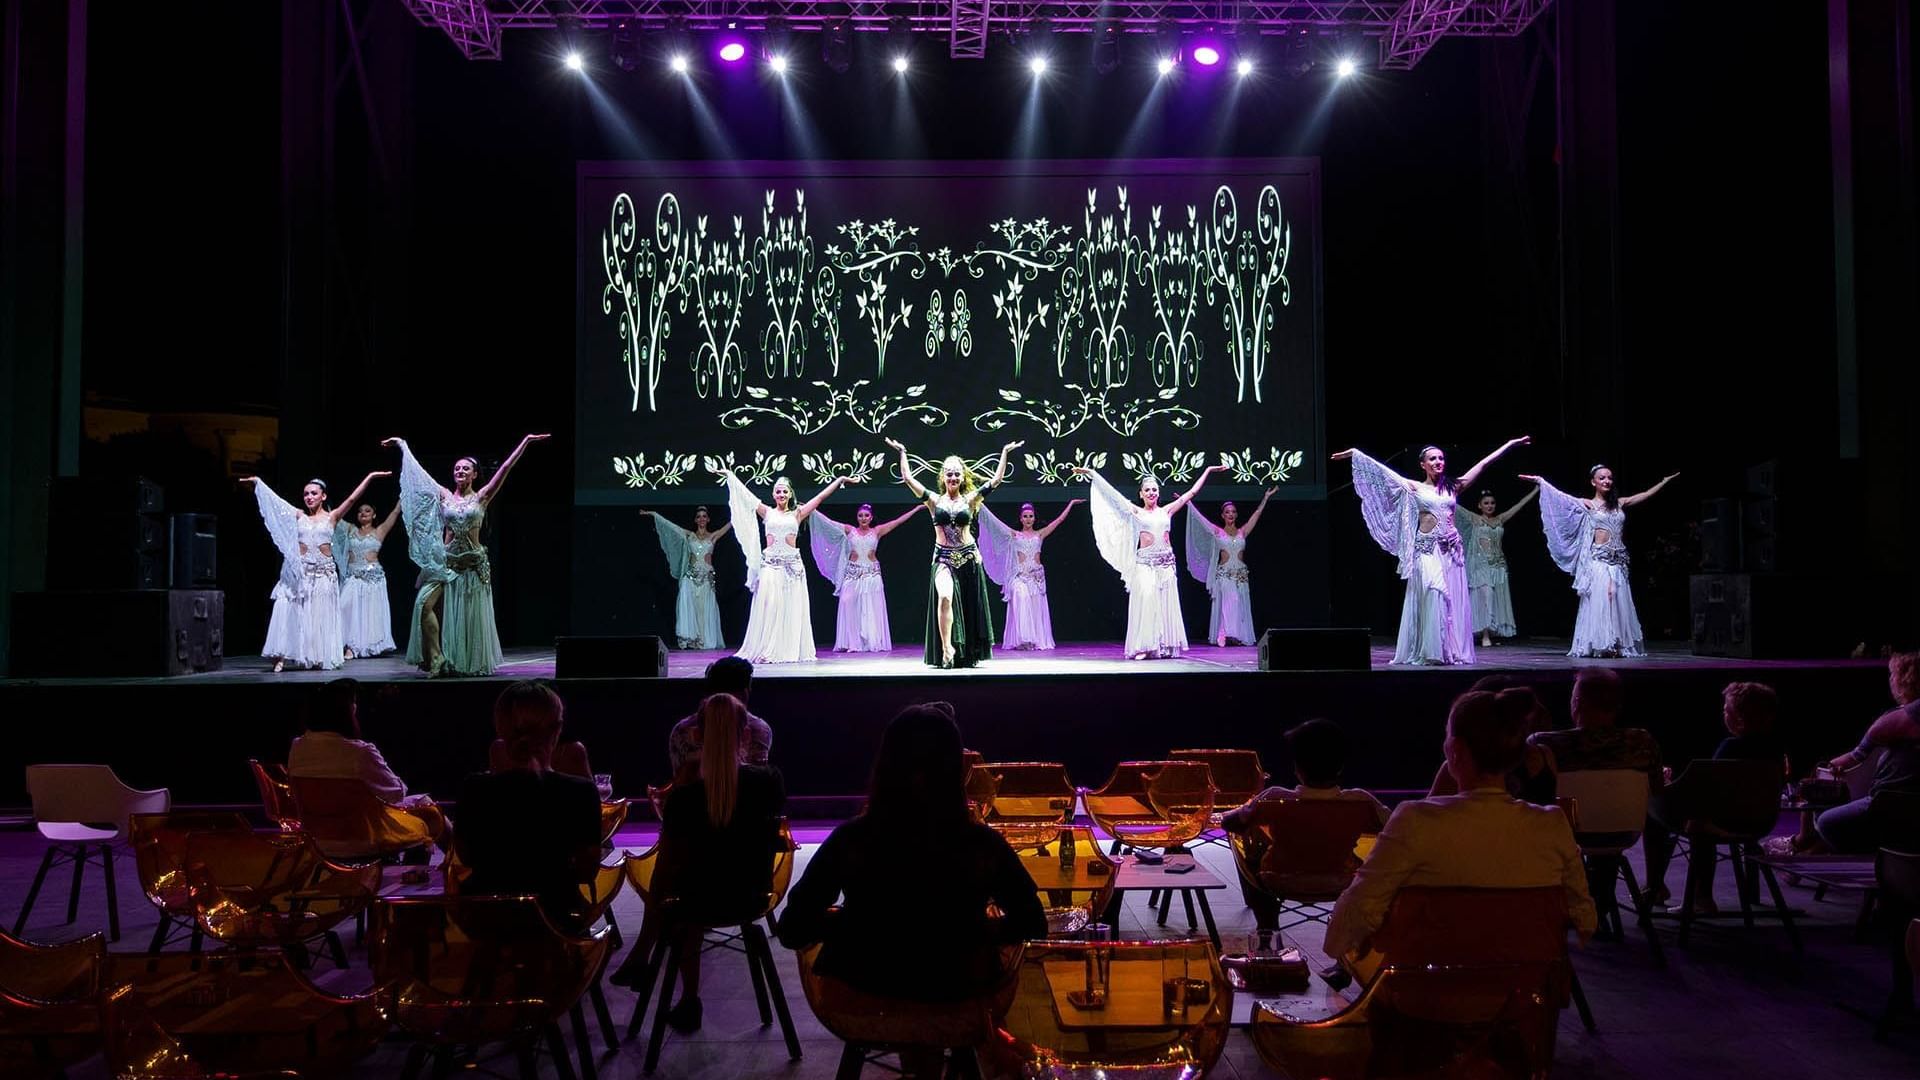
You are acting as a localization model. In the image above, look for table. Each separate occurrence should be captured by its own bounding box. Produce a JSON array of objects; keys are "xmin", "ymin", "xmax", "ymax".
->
[{"xmin": 1102, "ymin": 853, "xmax": 1229, "ymax": 949}]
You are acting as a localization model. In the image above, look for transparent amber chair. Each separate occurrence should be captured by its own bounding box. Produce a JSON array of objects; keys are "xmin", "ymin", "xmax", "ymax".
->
[
  {"xmin": 1081, "ymin": 761, "xmax": 1217, "ymax": 853},
  {"xmin": 0, "ymin": 930, "xmax": 105, "ymax": 1080},
  {"xmin": 184, "ymin": 829, "xmax": 382, "ymax": 970},
  {"xmin": 599, "ymin": 798, "xmax": 630, "ymax": 844},
  {"xmin": 966, "ymin": 762, "xmax": 1080, "ymax": 850},
  {"xmin": 1227, "ymin": 798, "xmax": 1381, "ymax": 930},
  {"xmin": 1170, "ymin": 748, "xmax": 1268, "ymax": 843},
  {"xmin": 130, "ymin": 810, "xmax": 253, "ymax": 953},
  {"xmin": 988, "ymin": 938, "xmax": 1232, "ymax": 1078},
  {"xmin": 621, "ymin": 818, "xmax": 802, "ymax": 1072},
  {"xmin": 248, "ymin": 759, "xmax": 301, "ymax": 831},
  {"xmin": 1015, "ymin": 825, "xmax": 1121, "ymax": 937},
  {"xmin": 369, "ymin": 895, "xmax": 611, "ymax": 1078},
  {"xmin": 287, "ymin": 774, "xmax": 440, "ymax": 862},
  {"xmin": 101, "ymin": 948, "xmax": 387, "ymax": 1078},
  {"xmin": 795, "ymin": 939, "xmax": 1011, "ymax": 1079}
]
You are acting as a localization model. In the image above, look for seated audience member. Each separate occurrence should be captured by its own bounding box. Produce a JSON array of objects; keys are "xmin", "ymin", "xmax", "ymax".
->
[
  {"xmin": 1809, "ymin": 652, "xmax": 1920, "ymax": 853},
  {"xmin": 488, "ymin": 689, "xmax": 593, "ymax": 780},
  {"xmin": 1323, "ymin": 691, "xmax": 1596, "ymax": 964},
  {"xmin": 1645, "ymin": 681, "xmax": 1785, "ymax": 912},
  {"xmin": 779, "ymin": 702, "xmax": 1046, "ymax": 1001},
  {"xmin": 610, "ymin": 693, "xmax": 787, "ymax": 1033},
  {"xmin": 1529, "ymin": 667, "xmax": 1671, "ymax": 901},
  {"xmin": 456, "ymin": 682, "xmax": 603, "ymax": 927},
  {"xmin": 668, "ymin": 657, "xmax": 774, "ymax": 782},
  {"xmin": 1430, "ymin": 678, "xmax": 1557, "ymax": 804},
  {"xmin": 289, "ymin": 678, "xmax": 446, "ymax": 842}
]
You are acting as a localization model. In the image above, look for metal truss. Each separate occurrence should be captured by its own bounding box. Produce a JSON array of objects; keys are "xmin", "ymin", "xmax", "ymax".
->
[{"xmin": 413, "ymin": 1, "xmax": 1554, "ymax": 67}]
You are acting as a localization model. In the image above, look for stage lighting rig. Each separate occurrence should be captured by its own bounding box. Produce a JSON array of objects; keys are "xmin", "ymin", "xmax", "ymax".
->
[{"xmin": 822, "ymin": 19, "xmax": 852, "ymax": 74}]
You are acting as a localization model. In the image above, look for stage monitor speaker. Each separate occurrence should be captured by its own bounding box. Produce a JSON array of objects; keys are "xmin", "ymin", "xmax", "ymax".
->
[
  {"xmin": 1697, "ymin": 498, "xmax": 1742, "ymax": 572},
  {"xmin": 170, "ymin": 514, "xmax": 219, "ymax": 587},
  {"xmin": 1689, "ymin": 573, "xmax": 1830, "ymax": 659},
  {"xmin": 10, "ymin": 589, "xmax": 224, "ymax": 677},
  {"xmin": 555, "ymin": 635, "xmax": 669, "ymax": 679},
  {"xmin": 1259, "ymin": 628, "xmax": 1371, "ymax": 671}
]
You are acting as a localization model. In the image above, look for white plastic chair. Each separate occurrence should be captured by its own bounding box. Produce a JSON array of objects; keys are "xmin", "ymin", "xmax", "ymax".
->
[
  {"xmin": 14, "ymin": 765, "xmax": 170, "ymax": 942},
  {"xmin": 1556, "ymin": 768, "xmax": 1664, "ymax": 965}
]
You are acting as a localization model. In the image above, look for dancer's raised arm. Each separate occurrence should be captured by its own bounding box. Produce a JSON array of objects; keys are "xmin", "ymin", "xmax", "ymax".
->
[
  {"xmin": 795, "ymin": 476, "xmax": 851, "ymax": 524},
  {"xmin": 1620, "ymin": 472, "xmax": 1680, "ymax": 508},
  {"xmin": 1037, "ymin": 499, "xmax": 1083, "ymax": 539},
  {"xmin": 477, "ymin": 433, "xmax": 550, "ymax": 505},
  {"xmin": 327, "ymin": 471, "xmax": 391, "ymax": 525},
  {"xmin": 982, "ymin": 441, "xmax": 1024, "ymax": 496},
  {"xmin": 1456, "ymin": 436, "xmax": 1531, "ymax": 491},
  {"xmin": 1240, "ymin": 487, "xmax": 1280, "ymax": 538},
  {"xmin": 1165, "ymin": 464, "xmax": 1231, "ymax": 515},
  {"xmin": 884, "ymin": 438, "xmax": 929, "ymax": 501},
  {"xmin": 1495, "ymin": 485, "xmax": 1539, "ymax": 525},
  {"xmin": 871, "ymin": 504, "xmax": 925, "ymax": 539}
]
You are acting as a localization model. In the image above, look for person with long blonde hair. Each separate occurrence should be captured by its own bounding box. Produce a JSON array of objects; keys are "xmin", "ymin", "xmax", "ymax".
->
[
  {"xmin": 611, "ymin": 693, "xmax": 786, "ymax": 1035},
  {"xmin": 883, "ymin": 438, "xmax": 1022, "ymax": 668}
]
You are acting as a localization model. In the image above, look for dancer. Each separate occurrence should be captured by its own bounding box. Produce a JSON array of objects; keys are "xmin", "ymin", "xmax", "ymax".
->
[
  {"xmin": 335, "ymin": 501, "xmax": 401, "ymax": 660},
  {"xmin": 1186, "ymin": 487, "xmax": 1279, "ymax": 647},
  {"xmin": 242, "ymin": 471, "xmax": 387, "ymax": 673},
  {"xmin": 1074, "ymin": 462, "xmax": 1229, "ymax": 660},
  {"xmin": 384, "ymin": 434, "xmax": 548, "ymax": 677},
  {"xmin": 809, "ymin": 502, "xmax": 924, "ymax": 653},
  {"xmin": 723, "ymin": 471, "xmax": 851, "ymax": 664},
  {"xmin": 1519, "ymin": 465, "xmax": 1679, "ymax": 658},
  {"xmin": 639, "ymin": 506, "xmax": 732, "ymax": 650},
  {"xmin": 1457, "ymin": 487, "xmax": 1539, "ymax": 647},
  {"xmin": 883, "ymin": 438, "xmax": 1022, "ymax": 669},
  {"xmin": 977, "ymin": 499, "xmax": 1083, "ymax": 650},
  {"xmin": 1332, "ymin": 437, "xmax": 1530, "ymax": 665}
]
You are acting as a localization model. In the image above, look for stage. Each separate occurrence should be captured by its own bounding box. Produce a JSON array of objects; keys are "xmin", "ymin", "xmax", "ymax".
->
[{"xmin": 2, "ymin": 638, "xmax": 1893, "ymax": 815}]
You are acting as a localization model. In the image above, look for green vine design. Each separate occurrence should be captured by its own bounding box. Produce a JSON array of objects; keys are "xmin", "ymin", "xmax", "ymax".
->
[
  {"xmin": 800, "ymin": 449, "xmax": 887, "ymax": 485},
  {"xmin": 610, "ymin": 451, "xmax": 701, "ymax": 489},
  {"xmin": 971, "ymin": 384, "xmax": 1200, "ymax": 438},
  {"xmin": 701, "ymin": 450, "xmax": 790, "ymax": 488},
  {"xmin": 718, "ymin": 380, "xmax": 950, "ymax": 435}
]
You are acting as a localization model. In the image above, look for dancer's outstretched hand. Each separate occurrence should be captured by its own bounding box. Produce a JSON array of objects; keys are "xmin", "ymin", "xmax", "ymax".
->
[{"xmin": 1330, "ymin": 449, "xmax": 1354, "ymax": 461}]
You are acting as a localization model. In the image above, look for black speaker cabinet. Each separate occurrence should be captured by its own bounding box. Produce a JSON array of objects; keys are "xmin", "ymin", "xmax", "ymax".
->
[
  {"xmin": 1697, "ymin": 498, "xmax": 1742, "ymax": 572},
  {"xmin": 1689, "ymin": 573, "xmax": 1831, "ymax": 659},
  {"xmin": 10, "ymin": 590, "xmax": 224, "ymax": 677},
  {"xmin": 170, "ymin": 513, "xmax": 219, "ymax": 587},
  {"xmin": 555, "ymin": 635, "xmax": 669, "ymax": 679},
  {"xmin": 49, "ymin": 475, "xmax": 164, "ymax": 516},
  {"xmin": 1258, "ymin": 628, "xmax": 1372, "ymax": 671}
]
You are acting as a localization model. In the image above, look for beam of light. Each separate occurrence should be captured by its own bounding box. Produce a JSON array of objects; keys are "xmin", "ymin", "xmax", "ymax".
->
[
  {"xmin": 718, "ymin": 40, "xmax": 747, "ymax": 64},
  {"xmin": 1237, "ymin": 58, "xmax": 1255, "ymax": 77},
  {"xmin": 769, "ymin": 53, "xmax": 789, "ymax": 75},
  {"xmin": 1028, "ymin": 56, "xmax": 1049, "ymax": 76},
  {"xmin": 892, "ymin": 55, "xmax": 909, "ymax": 74},
  {"xmin": 1191, "ymin": 45, "xmax": 1221, "ymax": 67},
  {"xmin": 1336, "ymin": 57, "xmax": 1358, "ymax": 78},
  {"xmin": 563, "ymin": 51, "xmax": 584, "ymax": 72},
  {"xmin": 669, "ymin": 53, "xmax": 689, "ymax": 74},
  {"xmin": 1156, "ymin": 56, "xmax": 1176, "ymax": 77}
]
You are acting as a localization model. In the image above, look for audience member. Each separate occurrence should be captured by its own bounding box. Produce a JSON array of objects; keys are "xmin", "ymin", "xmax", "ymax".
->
[
  {"xmin": 668, "ymin": 657, "xmax": 774, "ymax": 782},
  {"xmin": 288, "ymin": 678, "xmax": 446, "ymax": 844},
  {"xmin": 1430, "ymin": 677, "xmax": 1557, "ymax": 804},
  {"xmin": 1810, "ymin": 652, "xmax": 1920, "ymax": 853},
  {"xmin": 1646, "ymin": 681, "xmax": 1786, "ymax": 912}
]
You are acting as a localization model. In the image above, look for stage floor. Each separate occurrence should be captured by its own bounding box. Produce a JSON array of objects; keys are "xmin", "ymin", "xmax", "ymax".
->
[{"xmin": 5, "ymin": 638, "xmax": 1884, "ymax": 686}]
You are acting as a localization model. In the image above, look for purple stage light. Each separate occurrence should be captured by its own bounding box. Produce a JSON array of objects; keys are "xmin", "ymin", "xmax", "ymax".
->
[
  {"xmin": 717, "ymin": 39, "xmax": 748, "ymax": 64},
  {"xmin": 1192, "ymin": 44, "xmax": 1222, "ymax": 67}
]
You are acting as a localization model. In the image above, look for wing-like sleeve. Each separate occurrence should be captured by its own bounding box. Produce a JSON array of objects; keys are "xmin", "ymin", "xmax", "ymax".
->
[
  {"xmin": 252, "ymin": 481, "xmax": 307, "ymax": 598},
  {"xmin": 724, "ymin": 473, "xmax": 765, "ymax": 593},
  {"xmin": 807, "ymin": 510, "xmax": 851, "ymax": 595},
  {"xmin": 394, "ymin": 439, "xmax": 451, "ymax": 583},
  {"xmin": 976, "ymin": 504, "xmax": 1017, "ymax": 599},
  {"xmin": 649, "ymin": 515, "xmax": 691, "ymax": 581},
  {"xmin": 1082, "ymin": 470, "xmax": 1142, "ymax": 589},
  {"xmin": 1534, "ymin": 479, "xmax": 1591, "ymax": 577},
  {"xmin": 1185, "ymin": 507, "xmax": 1221, "ymax": 594},
  {"xmin": 1347, "ymin": 450, "xmax": 1417, "ymax": 580}
]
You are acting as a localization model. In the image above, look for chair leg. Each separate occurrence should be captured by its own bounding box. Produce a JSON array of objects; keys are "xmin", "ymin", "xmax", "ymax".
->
[
  {"xmin": 623, "ymin": 936, "xmax": 673, "ymax": 1041},
  {"xmin": 1568, "ymin": 967, "xmax": 1597, "ymax": 1032},
  {"xmin": 147, "ymin": 914, "xmax": 173, "ymax": 954},
  {"xmin": 1757, "ymin": 861, "xmax": 1803, "ymax": 954},
  {"xmin": 100, "ymin": 845, "xmax": 121, "ymax": 942},
  {"xmin": 513, "ymin": 1041, "xmax": 539, "ymax": 1080},
  {"xmin": 13, "ymin": 848, "xmax": 57, "ymax": 936},
  {"xmin": 946, "ymin": 1047, "xmax": 983, "ymax": 1079},
  {"xmin": 748, "ymin": 923, "xmax": 803, "ymax": 1061},
  {"xmin": 188, "ymin": 926, "xmax": 203, "ymax": 953},
  {"xmin": 1617, "ymin": 859, "xmax": 1666, "ymax": 968},
  {"xmin": 836, "ymin": 1043, "xmax": 867, "ymax": 1080},
  {"xmin": 1155, "ymin": 888, "xmax": 1173, "ymax": 926},
  {"xmin": 64, "ymin": 844, "xmax": 86, "ymax": 924},
  {"xmin": 743, "ymin": 925, "xmax": 773, "ymax": 1025},
  {"xmin": 644, "ymin": 938, "xmax": 683, "ymax": 1074},
  {"xmin": 1180, "ymin": 889, "xmax": 1199, "ymax": 930},
  {"xmin": 400, "ymin": 1043, "xmax": 429, "ymax": 1080},
  {"xmin": 1730, "ymin": 847, "xmax": 1757, "ymax": 930},
  {"xmin": 605, "ymin": 907, "xmax": 623, "ymax": 952},
  {"xmin": 544, "ymin": 1023, "xmax": 579, "ymax": 1080},
  {"xmin": 324, "ymin": 930, "xmax": 349, "ymax": 970},
  {"xmin": 1677, "ymin": 842, "xmax": 1706, "ymax": 948},
  {"xmin": 590, "ymin": 982, "xmax": 620, "ymax": 1050},
  {"xmin": 569, "ymin": 1002, "xmax": 599, "ymax": 1080}
]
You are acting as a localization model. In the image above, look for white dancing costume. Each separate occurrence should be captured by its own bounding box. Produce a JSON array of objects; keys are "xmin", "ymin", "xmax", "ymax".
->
[
  {"xmin": 337, "ymin": 528, "xmax": 396, "ymax": 656},
  {"xmin": 978, "ymin": 510, "xmax": 1058, "ymax": 650},
  {"xmin": 1347, "ymin": 451, "xmax": 1474, "ymax": 666},
  {"xmin": 1459, "ymin": 513, "xmax": 1517, "ymax": 638},
  {"xmin": 727, "ymin": 475, "xmax": 816, "ymax": 664},
  {"xmin": 1185, "ymin": 515, "xmax": 1256, "ymax": 646},
  {"xmin": 1084, "ymin": 472, "xmax": 1188, "ymax": 659},
  {"xmin": 809, "ymin": 514, "xmax": 893, "ymax": 653},
  {"xmin": 649, "ymin": 517, "xmax": 726, "ymax": 650},
  {"xmin": 1536, "ymin": 482, "xmax": 1645, "ymax": 658},
  {"xmin": 254, "ymin": 484, "xmax": 344, "ymax": 671}
]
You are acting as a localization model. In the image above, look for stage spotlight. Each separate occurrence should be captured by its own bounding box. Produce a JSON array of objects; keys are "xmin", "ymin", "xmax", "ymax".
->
[
  {"xmin": 669, "ymin": 53, "xmax": 690, "ymax": 74},
  {"xmin": 892, "ymin": 55, "xmax": 909, "ymax": 74},
  {"xmin": 822, "ymin": 19, "xmax": 852, "ymax": 74},
  {"xmin": 1156, "ymin": 56, "xmax": 1176, "ymax": 77},
  {"xmin": 610, "ymin": 21, "xmax": 642, "ymax": 72},
  {"xmin": 1092, "ymin": 27, "xmax": 1120, "ymax": 75},
  {"xmin": 886, "ymin": 14, "xmax": 913, "ymax": 72},
  {"xmin": 563, "ymin": 51, "xmax": 584, "ymax": 72},
  {"xmin": 1335, "ymin": 56, "xmax": 1358, "ymax": 78},
  {"xmin": 1029, "ymin": 55, "xmax": 1049, "ymax": 76},
  {"xmin": 1191, "ymin": 44, "xmax": 1222, "ymax": 67},
  {"xmin": 769, "ymin": 53, "xmax": 789, "ymax": 75},
  {"xmin": 717, "ymin": 38, "xmax": 748, "ymax": 64},
  {"xmin": 1237, "ymin": 58, "xmax": 1255, "ymax": 77}
]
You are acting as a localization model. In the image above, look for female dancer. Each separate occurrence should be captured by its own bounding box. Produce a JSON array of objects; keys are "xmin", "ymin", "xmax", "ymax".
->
[
  {"xmin": 639, "ymin": 506, "xmax": 732, "ymax": 650},
  {"xmin": 241, "ymin": 471, "xmax": 387, "ymax": 672},
  {"xmin": 384, "ymin": 434, "xmax": 548, "ymax": 677},
  {"xmin": 1457, "ymin": 487, "xmax": 1538, "ymax": 647},
  {"xmin": 336, "ymin": 501, "xmax": 401, "ymax": 659},
  {"xmin": 809, "ymin": 502, "xmax": 924, "ymax": 653},
  {"xmin": 1186, "ymin": 487, "xmax": 1279, "ymax": 647},
  {"xmin": 978, "ymin": 499, "xmax": 1083, "ymax": 650},
  {"xmin": 723, "ymin": 471, "xmax": 851, "ymax": 664},
  {"xmin": 1519, "ymin": 465, "xmax": 1679, "ymax": 658},
  {"xmin": 1332, "ymin": 437, "xmax": 1530, "ymax": 665},
  {"xmin": 882, "ymin": 438, "xmax": 1022, "ymax": 669},
  {"xmin": 1074, "ymin": 463, "xmax": 1229, "ymax": 660}
]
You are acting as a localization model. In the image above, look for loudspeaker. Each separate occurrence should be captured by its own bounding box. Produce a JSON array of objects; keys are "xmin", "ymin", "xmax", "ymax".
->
[
  {"xmin": 1258, "ymin": 628, "xmax": 1371, "ymax": 671},
  {"xmin": 555, "ymin": 635, "xmax": 669, "ymax": 679},
  {"xmin": 49, "ymin": 541, "xmax": 168, "ymax": 589},
  {"xmin": 1698, "ymin": 498, "xmax": 1742, "ymax": 572},
  {"xmin": 10, "ymin": 589, "xmax": 224, "ymax": 677},
  {"xmin": 1689, "ymin": 573, "xmax": 1830, "ymax": 659},
  {"xmin": 49, "ymin": 475, "xmax": 164, "ymax": 516},
  {"xmin": 170, "ymin": 514, "xmax": 219, "ymax": 587}
]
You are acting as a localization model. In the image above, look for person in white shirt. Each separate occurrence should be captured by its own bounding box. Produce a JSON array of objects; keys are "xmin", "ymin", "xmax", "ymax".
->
[
  {"xmin": 288, "ymin": 679, "xmax": 438, "ymax": 818},
  {"xmin": 1323, "ymin": 691, "xmax": 1597, "ymax": 963}
]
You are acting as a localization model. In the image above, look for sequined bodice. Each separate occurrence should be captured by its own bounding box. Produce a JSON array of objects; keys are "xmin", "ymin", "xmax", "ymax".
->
[
  {"xmin": 1013, "ymin": 532, "xmax": 1043, "ymax": 565},
  {"xmin": 1217, "ymin": 531, "xmax": 1248, "ymax": 567},
  {"xmin": 1137, "ymin": 506, "xmax": 1173, "ymax": 548},
  {"xmin": 849, "ymin": 530, "xmax": 880, "ymax": 562},
  {"xmin": 296, "ymin": 515, "xmax": 333, "ymax": 552},
  {"xmin": 444, "ymin": 497, "xmax": 486, "ymax": 554},
  {"xmin": 347, "ymin": 530, "xmax": 383, "ymax": 564},
  {"xmin": 1470, "ymin": 516, "xmax": 1505, "ymax": 554},
  {"xmin": 932, "ymin": 497, "xmax": 975, "ymax": 548},
  {"xmin": 765, "ymin": 510, "xmax": 799, "ymax": 549},
  {"xmin": 1415, "ymin": 488, "xmax": 1461, "ymax": 537},
  {"xmin": 1590, "ymin": 504, "xmax": 1627, "ymax": 553}
]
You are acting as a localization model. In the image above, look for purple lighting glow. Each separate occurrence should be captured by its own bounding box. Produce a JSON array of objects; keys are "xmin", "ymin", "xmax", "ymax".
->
[
  {"xmin": 717, "ymin": 40, "xmax": 748, "ymax": 64},
  {"xmin": 1192, "ymin": 45, "xmax": 1222, "ymax": 67}
]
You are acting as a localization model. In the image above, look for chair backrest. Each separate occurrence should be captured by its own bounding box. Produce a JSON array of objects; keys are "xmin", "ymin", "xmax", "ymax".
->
[
  {"xmin": 1015, "ymin": 825, "xmax": 1121, "ymax": 935},
  {"xmin": 1666, "ymin": 759, "xmax": 1784, "ymax": 839},
  {"xmin": 185, "ymin": 829, "xmax": 382, "ymax": 947},
  {"xmin": 1171, "ymin": 748, "xmax": 1270, "ymax": 806},
  {"xmin": 968, "ymin": 762, "xmax": 1078, "ymax": 845},
  {"xmin": 1869, "ymin": 790, "xmax": 1920, "ymax": 850},
  {"xmin": 0, "ymin": 930, "xmax": 105, "ymax": 1002},
  {"xmin": 1553, "ymin": 769, "xmax": 1651, "ymax": 837},
  {"xmin": 0, "ymin": 932, "xmax": 107, "ymax": 1078},
  {"xmin": 287, "ymin": 774, "xmax": 432, "ymax": 859},
  {"xmin": 1370, "ymin": 886, "xmax": 1569, "ymax": 968},
  {"xmin": 24, "ymin": 765, "xmax": 169, "ymax": 842},
  {"xmin": 600, "ymin": 798, "xmax": 630, "ymax": 843},
  {"xmin": 1847, "ymin": 747, "xmax": 1889, "ymax": 801},
  {"xmin": 1083, "ymin": 760, "xmax": 1217, "ymax": 848},
  {"xmin": 795, "ymin": 940, "xmax": 1006, "ymax": 1051},
  {"xmin": 620, "ymin": 817, "xmax": 798, "ymax": 923},
  {"xmin": 988, "ymin": 938, "xmax": 1231, "ymax": 1075},
  {"xmin": 129, "ymin": 811, "xmax": 254, "ymax": 917},
  {"xmin": 1231, "ymin": 798, "xmax": 1381, "ymax": 901},
  {"xmin": 1877, "ymin": 848, "xmax": 1920, "ymax": 913},
  {"xmin": 367, "ymin": 895, "xmax": 610, "ymax": 1045},
  {"xmin": 247, "ymin": 759, "xmax": 301, "ymax": 830}
]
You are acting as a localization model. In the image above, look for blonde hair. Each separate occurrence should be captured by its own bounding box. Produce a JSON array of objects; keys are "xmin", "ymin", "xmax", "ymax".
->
[
  {"xmin": 699, "ymin": 693, "xmax": 746, "ymax": 826},
  {"xmin": 493, "ymin": 681, "xmax": 565, "ymax": 766},
  {"xmin": 1891, "ymin": 652, "xmax": 1920, "ymax": 705},
  {"xmin": 937, "ymin": 456, "xmax": 977, "ymax": 498}
]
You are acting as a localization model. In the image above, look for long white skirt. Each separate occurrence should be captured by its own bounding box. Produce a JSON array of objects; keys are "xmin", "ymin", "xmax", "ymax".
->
[
  {"xmin": 339, "ymin": 567, "xmax": 396, "ymax": 656},
  {"xmin": 1469, "ymin": 561, "xmax": 1517, "ymax": 637},
  {"xmin": 737, "ymin": 551, "xmax": 816, "ymax": 664},
  {"xmin": 833, "ymin": 567, "xmax": 892, "ymax": 652},
  {"xmin": 1209, "ymin": 571, "xmax": 1256, "ymax": 646},
  {"xmin": 1570, "ymin": 560, "xmax": 1644, "ymax": 657},
  {"xmin": 1393, "ymin": 549, "xmax": 1474, "ymax": 666},
  {"xmin": 1004, "ymin": 568, "xmax": 1056, "ymax": 650},
  {"xmin": 676, "ymin": 571, "xmax": 725, "ymax": 650},
  {"xmin": 1125, "ymin": 549, "xmax": 1187, "ymax": 659},
  {"xmin": 264, "ymin": 558, "xmax": 344, "ymax": 670}
]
